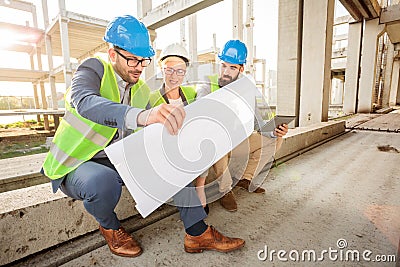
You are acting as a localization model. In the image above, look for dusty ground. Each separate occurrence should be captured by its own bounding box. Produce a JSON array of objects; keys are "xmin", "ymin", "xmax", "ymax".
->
[{"xmin": 52, "ymin": 129, "xmax": 399, "ymax": 267}]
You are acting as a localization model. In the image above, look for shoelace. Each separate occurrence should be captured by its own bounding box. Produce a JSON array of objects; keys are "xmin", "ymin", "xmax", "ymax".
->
[
  {"xmin": 210, "ymin": 226, "xmax": 226, "ymax": 242},
  {"xmin": 115, "ymin": 228, "xmax": 131, "ymax": 242}
]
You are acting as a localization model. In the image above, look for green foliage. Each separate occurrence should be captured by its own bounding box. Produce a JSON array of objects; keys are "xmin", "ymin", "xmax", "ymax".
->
[{"xmin": 0, "ymin": 119, "xmax": 51, "ymax": 129}]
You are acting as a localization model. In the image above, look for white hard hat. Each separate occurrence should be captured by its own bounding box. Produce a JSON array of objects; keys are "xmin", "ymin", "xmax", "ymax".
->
[{"xmin": 159, "ymin": 43, "xmax": 190, "ymax": 65}]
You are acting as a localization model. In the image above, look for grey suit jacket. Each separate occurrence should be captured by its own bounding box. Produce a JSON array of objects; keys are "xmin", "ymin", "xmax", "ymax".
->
[{"xmin": 49, "ymin": 58, "xmax": 143, "ymax": 192}]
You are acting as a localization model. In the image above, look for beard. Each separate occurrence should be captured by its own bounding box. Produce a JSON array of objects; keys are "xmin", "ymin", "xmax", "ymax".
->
[
  {"xmin": 218, "ymin": 73, "xmax": 240, "ymax": 88},
  {"xmin": 126, "ymin": 69, "xmax": 142, "ymax": 84},
  {"xmin": 113, "ymin": 60, "xmax": 142, "ymax": 84}
]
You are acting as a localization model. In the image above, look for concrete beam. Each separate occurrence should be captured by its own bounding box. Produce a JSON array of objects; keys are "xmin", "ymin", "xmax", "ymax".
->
[
  {"xmin": 141, "ymin": 0, "xmax": 223, "ymax": 30},
  {"xmin": 381, "ymin": 4, "xmax": 400, "ymax": 44},
  {"xmin": 339, "ymin": 0, "xmax": 380, "ymax": 21},
  {"xmin": 0, "ymin": 0, "xmax": 34, "ymax": 13},
  {"xmin": 380, "ymin": 3, "xmax": 400, "ymax": 23},
  {"xmin": 334, "ymin": 15, "xmax": 354, "ymax": 25}
]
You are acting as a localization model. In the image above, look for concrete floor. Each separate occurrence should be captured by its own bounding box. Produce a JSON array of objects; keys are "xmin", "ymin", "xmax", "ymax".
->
[{"xmin": 53, "ymin": 129, "xmax": 399, "ymax": 267}]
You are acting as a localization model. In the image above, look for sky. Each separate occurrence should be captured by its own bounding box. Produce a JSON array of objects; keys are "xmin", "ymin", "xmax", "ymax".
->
[{"xmin": 0, "ymin": 0, "xmax": 347, "ymax": 96}]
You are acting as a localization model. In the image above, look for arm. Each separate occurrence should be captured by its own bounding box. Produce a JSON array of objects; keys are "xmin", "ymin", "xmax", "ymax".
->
[
  {"xmin": 195, "ymin": 83, "xmax": 212, "ymax": 99},
  {"xmin": 273, "ymin": 124, "xmax": 289, "ymax": 151},
  {"xmin": 69, "ymin": 58, "xmax": 142, "ymax": 130}
]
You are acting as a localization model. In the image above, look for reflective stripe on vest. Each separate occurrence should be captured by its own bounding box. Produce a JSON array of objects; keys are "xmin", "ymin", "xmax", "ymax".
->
[
  {"xmin": 149, "ymin": 85, "xmax": 196, "ymax": 107},
  {"xmin": 43, "ymin": 58, "xmax": 150, "ymax": 179},
  {"xmin": 208, "ymin": 74, "xmax": 220, "ymax": 92}
]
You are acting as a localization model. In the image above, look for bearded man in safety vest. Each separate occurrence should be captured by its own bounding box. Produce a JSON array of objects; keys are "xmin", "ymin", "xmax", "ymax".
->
[
  {"xmin": 42, "ymin": 16, "xmax": 245, "ymax": 258},
  {"xmin": 195, "ymin": 40, "xmax": 289, "ymax": 212}
]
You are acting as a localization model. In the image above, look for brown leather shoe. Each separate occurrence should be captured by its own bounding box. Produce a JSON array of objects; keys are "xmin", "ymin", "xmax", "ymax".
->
[
  {"xmin": 99, "ymin": 225, "xmax": 142, "ymax": 257},
  {"xmin": 236, "ymin": 179, "xmax": 265, "ymax": 193},
  {"xmin": 220, "ymin": 191, "xmax": 237, "ymax": 212},
  {"xmin": 184, "ymin": 226, "xmax": 245, "ymax": 253}
]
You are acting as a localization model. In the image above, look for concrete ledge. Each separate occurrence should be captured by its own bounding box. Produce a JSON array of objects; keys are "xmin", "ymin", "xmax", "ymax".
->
[
  {"xmin": 0, "ymin": 154, "xmax": 47, "ymax": 193},
  {"xmin": 275, "ymin": 120, "xmax": 346, "ymax": 159},
  {"xmin": 0, "ymin": 184, "xmax": 137, "ymax": 265}
]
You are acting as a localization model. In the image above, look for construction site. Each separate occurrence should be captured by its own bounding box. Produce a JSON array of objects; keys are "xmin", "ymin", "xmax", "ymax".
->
[{"xmin": 0, "ymin": 0, "xmax": 399, "ymax": 266}]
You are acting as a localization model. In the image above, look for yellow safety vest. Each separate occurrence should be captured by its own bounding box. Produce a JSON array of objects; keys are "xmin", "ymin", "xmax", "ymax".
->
[
  {"xmin": 42, "ymin": 58, "xmax": 150, "ymax": 179},
  {"xmin": 149, "ymin": 85, "xmax": 196, "ymax": 107},
  {"xmin": 208, "ymin": 74, "xmax": 220, "ymax": 93}
]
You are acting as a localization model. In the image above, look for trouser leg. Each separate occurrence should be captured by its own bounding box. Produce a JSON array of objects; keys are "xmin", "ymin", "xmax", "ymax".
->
[
  {"xmin": 212, "ymin": 154, "xmax": 232, "ymax": 193},
  {"xmin": 59, "ymin": 160, "xmax": 123, "ymax": 230},
  {"xmin": 172, "ymin": 183, "xmax": 207, "ymax": 229},
  {"xmin": 242, "ymin": 132, "xmax": 275, "ymax": 180},
  {"xmin": 232, "ymin": 132, "xmax": 276, "ymax": 181}
]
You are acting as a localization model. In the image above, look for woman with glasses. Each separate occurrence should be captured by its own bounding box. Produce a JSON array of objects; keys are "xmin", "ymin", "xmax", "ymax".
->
[
  {"xmin": 149, "ymin": 43, "xmax": 211, "ymax": 212},
  {"xmin": 149, "ymin": 43, "xmax": 196, "ymax": 108}
]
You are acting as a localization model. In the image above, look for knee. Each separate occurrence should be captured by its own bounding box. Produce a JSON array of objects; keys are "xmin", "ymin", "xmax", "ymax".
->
[{"xmin": 82, "ymin": 170, "xmax": 122, "ymax": 202}]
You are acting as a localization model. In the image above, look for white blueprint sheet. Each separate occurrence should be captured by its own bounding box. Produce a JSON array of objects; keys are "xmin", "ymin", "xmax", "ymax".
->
[{"xmin": 105, "ymin": 77, "xmax": 256, "ymax": 217}]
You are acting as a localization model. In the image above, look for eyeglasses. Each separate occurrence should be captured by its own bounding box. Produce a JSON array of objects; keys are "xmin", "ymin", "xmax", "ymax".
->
[
  {"xmin": 114, "ymin": 49, "xmax": 152, "ymax": 67},
  {"xmin": 163, "ymin": 67, "xmax": 186, "ymax": 76}
]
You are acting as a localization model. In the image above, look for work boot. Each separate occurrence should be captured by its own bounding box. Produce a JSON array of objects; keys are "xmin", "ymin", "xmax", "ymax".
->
[
  {"xmin": 219, "ymin": 191, "xmax": 237, "ymax": 212},
  {"xmin": 236, "ymin": 179, "xmax": 265, "ymax": 193},
  {"xmin": 184, "ymin": 225, "xmax": 245, "ymax": 253},
  {"xmin": 99, "ymin": 225, "xmax": 142, "ymax": 257}
]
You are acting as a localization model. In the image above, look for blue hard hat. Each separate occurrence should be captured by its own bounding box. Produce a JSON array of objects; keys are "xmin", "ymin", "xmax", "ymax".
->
[
  {"xmin": 104, "ymin": 15, "xmax": 155, "ymax": 58},
  {"xmin": 218, "ymin": 40, "xmax": 247, "ymax": 65}
]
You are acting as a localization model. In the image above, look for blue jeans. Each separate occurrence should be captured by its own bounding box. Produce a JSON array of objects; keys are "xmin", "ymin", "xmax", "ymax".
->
[{"xmin": 57, "ymin": 159, "xmax": 207, "ymax": 230}]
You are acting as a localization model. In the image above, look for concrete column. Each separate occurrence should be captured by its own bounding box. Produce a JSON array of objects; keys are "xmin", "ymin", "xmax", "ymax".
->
[
  {"xmin": 343, "ymin": 21, "xmax": 362, "ymax": 114},
  {"xmin": 188, "ymin": 14, "xmax": 198, "ymax": 63},
  {"xmin": 277, "ymin": 0, "xmax": 302, "ymax": 127},
  {"xmin": 29, "ymin": 48, "xmax": 40, "ymax": 121},
  {"xmin": 41, "ymin": 0, "xmax": 57, "ymax": 113},
  {"xmin": 357, "ymin": 18, "xmax": 385, "ymax": 113},
  {"xmin": 58, "ymin": 0, "xmax": 72, "ymax": 91},
  {"xmin": 245, "ymin": 0, "xmax": 255, "ymax": 76},
  {"xmin": 232, "ymin": 0, "xmax": 244, "ymax": 40},
  {"xmin": 331, "ymin": 78, "xmax": 344, "ymax": 105},
  {"xmin": 390, "ymin": 58, "xmax": 400, "ymax": 105},
  {"xmin": 382, "ymin": 41, "xmax": 394, "ymax": 108},
  {"xmin": 298, "ymin": 0, "xmax": 334, "ymax": 126},
  {"xmin": 180, "ymin": 19, "xmax": 186, "ymax": 47},
  {"xmin": 397, "ymin": 67, "xmax": 400, "ymax": 104},
  {"xmin": 188, "ymin": 14, "xmax": 198, "ymax": 80},
  {"xmin": 137, "ymin": 0, "xmax": 155, "ymax": 81}
]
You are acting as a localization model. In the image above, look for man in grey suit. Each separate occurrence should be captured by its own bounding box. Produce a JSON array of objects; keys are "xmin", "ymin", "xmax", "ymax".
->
[{"xmin": 41, "ymin": 15, "xmax": 245, "ymax": 257}]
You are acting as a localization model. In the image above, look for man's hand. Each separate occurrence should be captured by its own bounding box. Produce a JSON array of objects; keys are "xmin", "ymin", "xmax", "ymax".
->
[
  {"xmin": 274, "ymin": 123, "xmax": 289, "ymax": 138},
  {"xmin": 137, "ymin": 103, "xmax": 186, "ymax": 135}
]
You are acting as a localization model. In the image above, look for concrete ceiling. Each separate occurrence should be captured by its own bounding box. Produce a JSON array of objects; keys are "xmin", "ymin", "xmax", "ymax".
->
[
  {"xmin": 339, "ymin": 0, "xmax": 381, "ymax": 21},
  {"xmin": 41, "ymin": 11, "xmax": 109, "ymax": 59},
  {"xmin": 339, "ymin": 0, "xmax": 400, "ymax": 44},
  {"xmin": 380, "ymin": 4, "xmax": 400, "ymax": 44}
]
